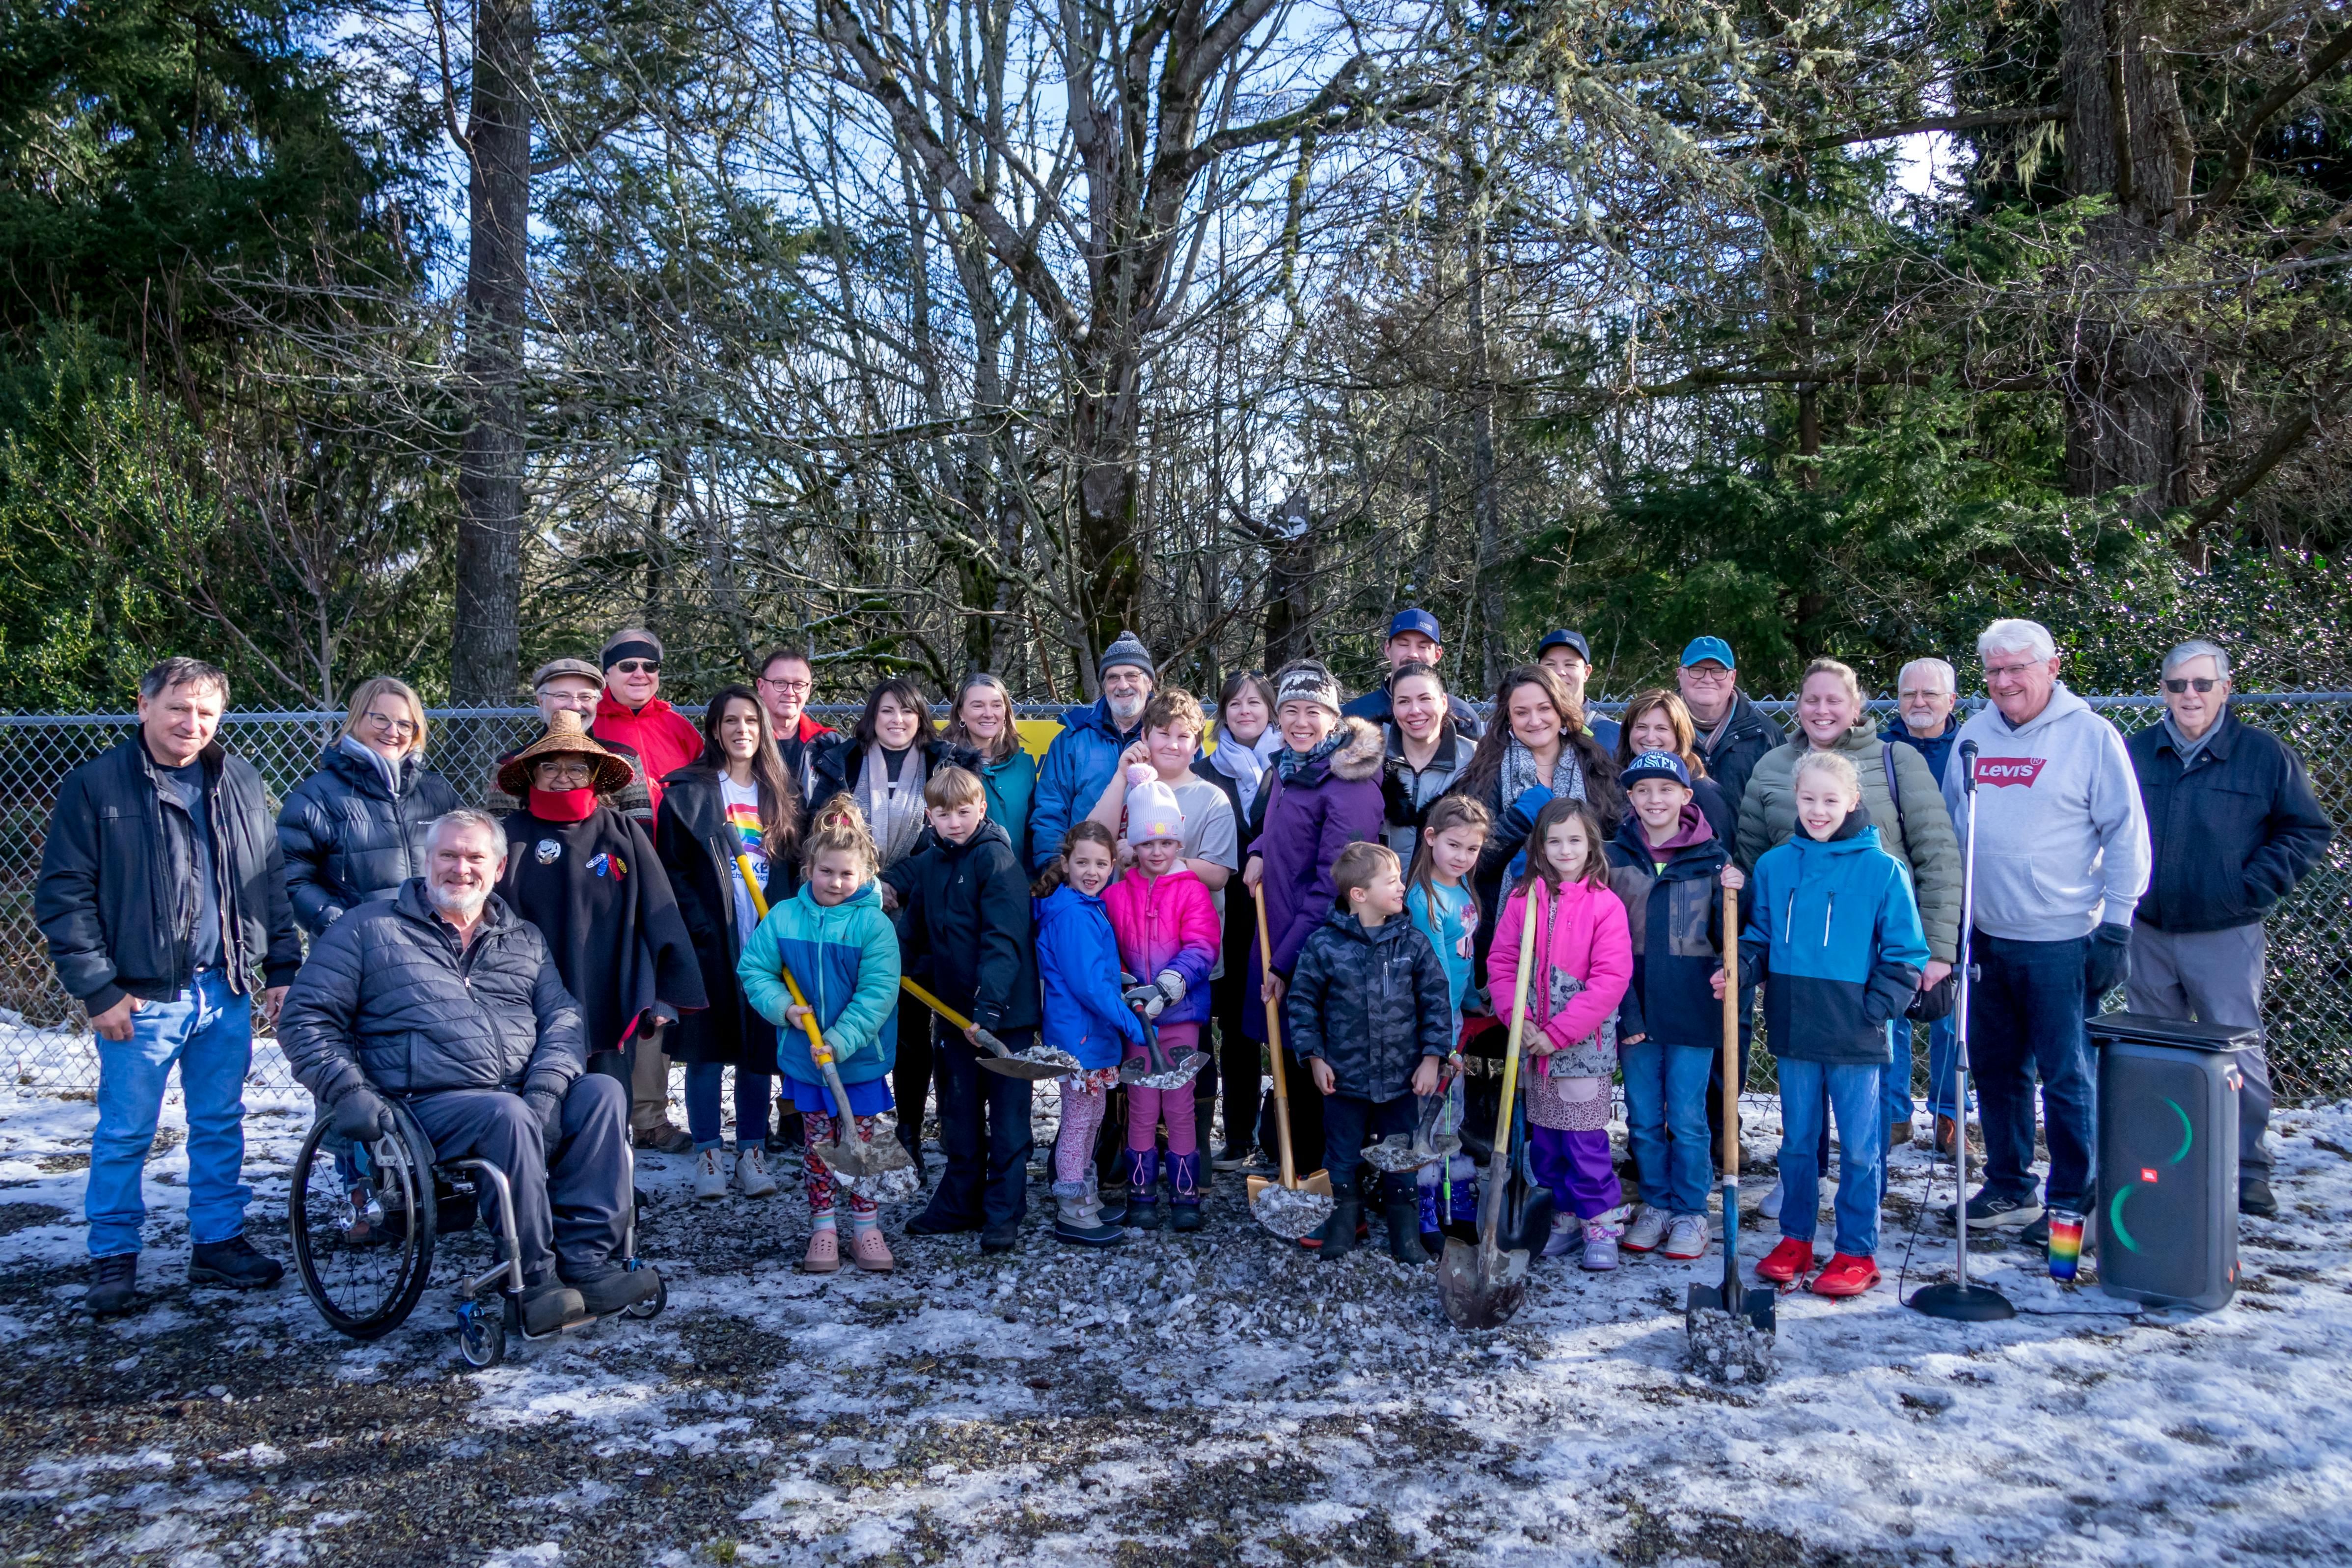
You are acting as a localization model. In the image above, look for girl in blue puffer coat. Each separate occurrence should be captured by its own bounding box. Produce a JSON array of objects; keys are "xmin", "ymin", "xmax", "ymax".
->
[{"xmin": 1033, "ymin": 821, "xmax": 1145, "ymax": 1247}]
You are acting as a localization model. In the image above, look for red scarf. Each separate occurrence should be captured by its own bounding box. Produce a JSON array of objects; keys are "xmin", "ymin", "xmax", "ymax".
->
[{"xmin": 529, "ymin": 785, "xmax": 598, "ymax": 823}]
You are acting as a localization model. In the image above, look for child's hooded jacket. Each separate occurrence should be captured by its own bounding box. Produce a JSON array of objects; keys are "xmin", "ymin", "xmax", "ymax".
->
[
  {"xmin": 1604, "ymin": 805, "xmax": 1729, "ymax": 1049},
  {"xmin": 738, "ymin": 880, "xmax": 901, "ymax": 1087},
  {"xmin": 1102, "ymin": 862, "xmax": 1218, "ymax": 1027},
  {"xmin": 1034, "ymin": 882, "xmax": 1148, "ymax": 1070},
  {"xmin": 1736, "ymin": 812, "xmax": 1929, "ymax": 1065}
]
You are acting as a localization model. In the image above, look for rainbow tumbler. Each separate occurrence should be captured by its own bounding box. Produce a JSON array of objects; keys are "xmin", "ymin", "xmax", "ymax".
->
[{"xmin": 2047, "ymin": 1209, "xmax": 2085, "ymax": 1282}]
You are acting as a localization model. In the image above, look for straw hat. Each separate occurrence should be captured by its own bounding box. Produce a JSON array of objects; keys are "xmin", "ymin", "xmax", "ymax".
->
[{"xmin": 496, "ymin": 710, "xmax": 636, "ymax": 799}]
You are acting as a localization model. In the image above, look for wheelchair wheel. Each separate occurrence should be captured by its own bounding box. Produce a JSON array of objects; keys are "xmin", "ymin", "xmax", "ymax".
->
[
  {"xmin": 291, "ymin": 1104, "xmax": 437, "ymax": 1341},
  {"xmin": 623, "ymin": 1268, "xmax": 667, "ymax": 1320},
  {"xmin": 455, "ymin": 1297, "xmax": 507, "ymax": 1368}
]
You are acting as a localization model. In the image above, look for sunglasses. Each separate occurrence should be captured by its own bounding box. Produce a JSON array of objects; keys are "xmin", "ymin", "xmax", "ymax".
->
[
  {"xmin": 612, "ymin": 659, "xmax": 659, "ymax": 675},
  {"xmin": 2164, "ymin": 677, "xmax": 2220, "ymax": 694}
]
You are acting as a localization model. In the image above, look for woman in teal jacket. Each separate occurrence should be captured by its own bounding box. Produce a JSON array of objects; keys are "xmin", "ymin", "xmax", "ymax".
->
[
  {"xmin": 738, "ymin": 805, "xmax": 904, "ymax": 1271},
  {"xmin": 947, "ymin": 673, "xmax": 1039, "ymax": 871}
]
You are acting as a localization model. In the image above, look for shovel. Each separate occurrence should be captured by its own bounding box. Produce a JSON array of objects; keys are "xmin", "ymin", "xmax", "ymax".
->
[
  {"xmin": 1439, "ymin": 882, "xmax": 1545, "ymax": 1330},
  {"xmin": 1245, "ymin": 881, "xmax": 1335, "ymax": 1240},
  {"xmin": 1362, "ymin": 1093, "xmax": 1453, "ymax": 1174},
  {"xmin": 898, "ymin": 977, "xmax": 1079, "ymax": 1081},
  {"xmin": 1685, "ymin": 880, "xmax": 1777, "ymax": 1382},
  {"xmin": 1118, "ymin": 1003, "xmax": 1209, "ymax": 1090},
  {"xmin": 738, "ymin": 857, "xmax": 920, "ymax": 1204}
]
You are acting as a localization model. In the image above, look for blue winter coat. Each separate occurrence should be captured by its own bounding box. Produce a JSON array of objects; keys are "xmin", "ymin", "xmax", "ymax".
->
[
  {"xmin": 1736, "ymin": 814, "xmax": 1928, "ymax": 1065},
  {"xmin": 1604, "ymin": 809, "xmax": 1729, "ymax": 1050},
  {"xmin": 1027, "ymin": 699, "xmax": 1146, "ymax": 873},
  {"xmin": 738, "ymin": 880, "xmax": 901, "ymax": 1088},
  {"xmin": 1033, "ymin": 883, "xmax": 1146, "ymax": 1070}
]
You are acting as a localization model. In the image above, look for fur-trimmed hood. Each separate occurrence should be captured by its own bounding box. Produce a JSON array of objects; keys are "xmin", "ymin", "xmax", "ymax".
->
[{"xmin": 1325, "ymin": 715, "xmax": 1386, "ymax": 783}]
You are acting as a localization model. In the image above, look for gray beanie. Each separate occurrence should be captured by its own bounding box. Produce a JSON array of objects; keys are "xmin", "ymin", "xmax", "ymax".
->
[
  {"xmin": 1275, "ymin": 660, "xmax": 1343, "ymax": 718},
  {"xmin": 1098, "ymin": 630, "xmax": 1155, "ymax": 682}
]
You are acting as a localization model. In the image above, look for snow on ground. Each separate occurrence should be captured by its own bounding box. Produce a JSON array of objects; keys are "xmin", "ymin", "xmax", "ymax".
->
[{"xmin": 0, "ymin": 1068, "xmax": 2347, "ymax": 1566}]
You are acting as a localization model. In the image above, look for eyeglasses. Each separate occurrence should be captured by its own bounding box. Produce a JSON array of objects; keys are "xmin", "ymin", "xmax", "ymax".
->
[
  {"xmin": 1984, "ymin": 660, "xmax": 2046, "ymax": 681},
  {"xmin": 759, "ymin": 676, "xmax": 813, "ymax": 693},
  {"xmin": 1681, "ymin": 665, "xmax": 1734, "ymax": 684},
  {"xmin": 2165, "ymin": 677, "xmax": 2220, "ymax": 694},
  {"xmin": 534, "ymin": 759, "xmax": 595, "ymax": 783},
  {"xmin": 363, "ymin": 711, "xmax": 418, "ymax": 737},
  {"xmin": 612, "ymin": 660, "xmax": 659, "ymax": 675}
]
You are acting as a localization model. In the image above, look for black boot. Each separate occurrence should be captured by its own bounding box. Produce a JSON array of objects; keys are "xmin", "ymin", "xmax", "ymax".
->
[
  {"xmin": 1381, "ymin": 1191, "xmax": 1429, "ymax": 1265},
  {"xmin": 517, "ymin": 1279, "xmax": 587, "ymax": 1335},
  {"xmin": 1314, "ymin": 1194, "xmax": 1362, "ymax": 1261},
  {"xmin": 86, "ymin": 1253, "xmax": 138, "ymax": 1316},
  {"xmin": 189, "ymin": 1235, "xmax": 284, "ymax": 1291},
  {"xmin": 2242, "ymin": 1177, "xmax": 2279, "ymax": 1219}
]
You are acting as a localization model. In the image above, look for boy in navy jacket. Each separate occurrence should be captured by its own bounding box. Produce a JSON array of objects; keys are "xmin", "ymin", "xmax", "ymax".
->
[{"xmin": 1717, "ymin": 750, "xmax": 1927, "ymax": 1298}]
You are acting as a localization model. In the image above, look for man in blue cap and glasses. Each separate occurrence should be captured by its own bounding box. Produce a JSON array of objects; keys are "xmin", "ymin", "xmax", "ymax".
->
[
  {"xmin": 1341, "ymin": 607, "xmax": 1483, "ymax": 738},
  {"xmin": 1535, "ymin": 630, "xmax": 1619, "ymax": 753},
  {"xmin": 1676, "ymin": 636, "xmax": 1783, "ymax": 817}
]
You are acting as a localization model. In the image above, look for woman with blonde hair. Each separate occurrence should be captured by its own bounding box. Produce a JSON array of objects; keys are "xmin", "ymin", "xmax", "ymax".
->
[
  {"xmin": 277, "ymin": 676, "xmax": 462, "ymax": 935},
  {"xmin": 945, "ymin": 672, "xmax": 1038, "ymax": 872}
]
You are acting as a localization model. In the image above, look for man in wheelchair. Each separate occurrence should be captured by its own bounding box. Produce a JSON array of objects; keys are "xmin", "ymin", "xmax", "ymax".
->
[{"xmin": 278, "ymin": 809, "xmax": 661, "ymax": 1334}]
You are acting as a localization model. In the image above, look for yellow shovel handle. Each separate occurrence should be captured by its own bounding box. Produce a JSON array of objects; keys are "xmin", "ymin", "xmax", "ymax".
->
[
  {"xmin": 899, "ymin": 976, "xmax": 975, "ymax": 1035},
  {"xmin": 739, "ymin": 852, "xmax": 832, "ymax": 1069}
]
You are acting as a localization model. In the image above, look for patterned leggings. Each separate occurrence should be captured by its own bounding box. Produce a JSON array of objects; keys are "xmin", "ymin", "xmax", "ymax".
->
[
  {"xmin": 803, "ymin": 1110, "xmax": 881, "ymax": 1220},
  {"xmin": 1056, "ymin": 1071, "xmax": 1117, "ymax": 1184}
]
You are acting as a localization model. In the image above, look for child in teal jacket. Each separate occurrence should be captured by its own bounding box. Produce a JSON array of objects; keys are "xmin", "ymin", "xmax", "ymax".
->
[{"xmin": 739, "ymin": 800, "xmax": 903, "ymax": 1273}]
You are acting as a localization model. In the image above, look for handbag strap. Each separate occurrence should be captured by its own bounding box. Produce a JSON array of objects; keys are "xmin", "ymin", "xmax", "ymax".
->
[{"xmin": 1881, "ymin": 741, "xmax": 1909, "ymax": 853}]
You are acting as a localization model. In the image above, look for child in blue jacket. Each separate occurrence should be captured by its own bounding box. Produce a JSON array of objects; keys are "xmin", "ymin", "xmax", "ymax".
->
[
  {"xmin": 1033, "ymin": 821, "xmax": 1143, "ymax": 1247},
  {"xmin": 1716, "ymin": 750, "xmax": 1927, "ymax": 1298},
  {"xmin": 739, "ymin": 800, "xmax": 903, "ymax": 1275}
]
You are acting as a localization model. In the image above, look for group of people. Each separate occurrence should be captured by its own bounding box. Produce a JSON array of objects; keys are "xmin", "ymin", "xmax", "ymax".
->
[{"xmin": 33, "ymin": 608, "xmax": 2331, "ymax": 1324}]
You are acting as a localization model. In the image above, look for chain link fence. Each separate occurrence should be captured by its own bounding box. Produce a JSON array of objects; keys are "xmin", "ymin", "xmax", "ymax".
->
[{"xmin": 2, "ymin": 695, "xmax": 2347, "ymax": 1104}]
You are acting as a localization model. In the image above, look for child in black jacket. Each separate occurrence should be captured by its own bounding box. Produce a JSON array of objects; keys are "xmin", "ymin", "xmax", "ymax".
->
[
  {"xmin": 1287, "ymin": 841, "xmax": 1454, "ymax": 1263},
  {"xmin": 883, "ymin": 766, "xmax": 1040, "ymax": 1250}
]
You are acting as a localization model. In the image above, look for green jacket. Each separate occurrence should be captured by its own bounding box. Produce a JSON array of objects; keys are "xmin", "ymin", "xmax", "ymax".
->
[
  {"xmin": 1735, "ymin": 718, "xmax": 1961, "ymax": 963},
  {"xmin": 737, "ymin": 880, "xmax": 902, "ymax": 1087}
]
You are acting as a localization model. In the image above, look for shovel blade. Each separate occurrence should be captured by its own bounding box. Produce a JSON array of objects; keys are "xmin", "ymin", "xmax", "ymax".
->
[
  {"xmin": 1249, "ymin": 1181, "xmax": 1335, "ymax": 1240},
  {"xmin": 1119, "ymin": 1051, "xmax": 1208, "ymax": 1090},
  {"xmin": 1437, "ymin": 1235, "xmax": 1531, "ymax": 1330},
  {"xmin": 1360, "ymin": 1134, "xmax": 1436, "ymax": 1174},
  {"xmin": 978, "ymin": 1056, "xmax": 1074, "ymax": 1080}
]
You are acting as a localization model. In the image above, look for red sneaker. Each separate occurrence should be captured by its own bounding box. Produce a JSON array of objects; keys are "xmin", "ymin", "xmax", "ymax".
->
[
  {"xmin": 1756, "ymin": 1237, "xmax": 1815, "ymax": 1286},
  {"xmin": 1809, "ymin": 1253, "xmax": 1881, "ymax": 1297}
]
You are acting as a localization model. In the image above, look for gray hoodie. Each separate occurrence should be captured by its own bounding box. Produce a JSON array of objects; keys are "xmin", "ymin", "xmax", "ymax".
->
[{"xmin": 1942, "ymin": 683, "xmax": 2150, "ymax": 942}]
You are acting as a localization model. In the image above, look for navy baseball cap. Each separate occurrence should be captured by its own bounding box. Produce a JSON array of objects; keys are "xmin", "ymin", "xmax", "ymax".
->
[
  {"xmin": 1387, "ymin": 607, "xmax": 1443, "ymax": 644},
  {"xmin": 1536, "ymin": 629, "xmax": 1592, "ymax": 663},
  {"xmin": 1620, "ymin": 750, "xmax": 1693, "ymax": 789},
  {"xmin": 1679, "ymin": 635, "xmax": 1736, "ymax": 669}
]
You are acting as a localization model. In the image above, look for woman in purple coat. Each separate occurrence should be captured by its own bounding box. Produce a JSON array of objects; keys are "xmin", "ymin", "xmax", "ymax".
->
[{"xmin": 1241, "ymin": 660, "xmax": 1387, "ymax": 1178}]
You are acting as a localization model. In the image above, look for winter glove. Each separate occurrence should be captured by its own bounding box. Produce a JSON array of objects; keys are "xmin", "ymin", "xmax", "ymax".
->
[
  {"xmin": 1123, "ymin": 981, "xmax": 1170, "ymax": 1019},
  {"xmin": 1152, "ymin": 969, "xmax": 1186, "ymax": 1007},
  {"xmin": 2084, "ymin": 922, "xmax": 2132, "ymax": 999},
  {"xmin": 523, "ymin": 1088, "xmax": 564, "ymax": 1144},
  {"xmin": 330, "ymin": 1087, "xmax": 393, "ymax": 1144}
]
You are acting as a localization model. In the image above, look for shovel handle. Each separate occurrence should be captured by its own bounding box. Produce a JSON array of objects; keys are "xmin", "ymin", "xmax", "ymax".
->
[
  {"xmin": 777, "ymin": 965, "xmax": 834, "ymax": 1070},
  {"xmin": 1721, "ymin": 881, "xmax": 1739, "ymax": 1181},
  {"xmin": 1252, "ymin": 881, "xmax": 1301, "ymax": 1193}
]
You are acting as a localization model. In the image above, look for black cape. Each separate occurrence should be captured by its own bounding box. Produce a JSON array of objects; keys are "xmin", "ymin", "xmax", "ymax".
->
[{"xmin": 497, "ymin": 804, "xmax": 706, "ymax": 1056}]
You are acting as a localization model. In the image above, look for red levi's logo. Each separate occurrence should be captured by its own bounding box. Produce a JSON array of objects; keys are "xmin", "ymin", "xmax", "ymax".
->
[{"xmin": 1975, "ymin": 756, "xmax": 2047, "ymax": 788}]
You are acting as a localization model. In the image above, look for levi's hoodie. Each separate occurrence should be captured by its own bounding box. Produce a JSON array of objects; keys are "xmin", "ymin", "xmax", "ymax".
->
[{"xmin": 1941, "ymin": 682, "xmax": 2150, "ymax": 942}]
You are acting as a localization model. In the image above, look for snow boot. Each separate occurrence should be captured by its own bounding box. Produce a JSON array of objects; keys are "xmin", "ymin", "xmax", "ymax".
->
[
  {"xmin": 1125, "ymin": 1147, "xmax": 1164, "ymax": 1231},
  {"xmin": 1167, "ymin": 1151, "xmax": 1203, "ymax": 1233},
  {"xmin": 1314, "ymin": 1194, "xmax": 1363, "ymax": 1261},
  {"xmin": 86, "ymin": 1253, "xmax": 138, "ymax": 1317},
  {"xmin": 1054, "ymin": 1180, "xmax": 1127, "ymax": 1247},
  {"xmin": 1380, "ymin": 1188, "xmax": 1427, "ymax": 1265},
  {"xmin": 2241, "ymin": 1177, "xmax": 2278, "ymax": 1220},
  {"xmin": 188, "ymin": 1235, "xmax": 283, "ymax": 1291},
  {"xmin": 1580, "ymin": 1215, "xmax": 1622, "ymax": 1272}
]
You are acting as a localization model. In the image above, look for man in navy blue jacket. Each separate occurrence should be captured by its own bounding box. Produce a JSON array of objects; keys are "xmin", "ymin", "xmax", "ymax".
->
[{"xmin": 2125, "ymin": 641, "xmax": 2334, "ymax": 1219}]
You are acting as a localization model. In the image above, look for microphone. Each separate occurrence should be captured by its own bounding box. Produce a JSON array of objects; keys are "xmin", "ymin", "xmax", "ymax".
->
[{"xmin": 1959, "ymin": 738, "xmax": 1979, "ymax": 794}]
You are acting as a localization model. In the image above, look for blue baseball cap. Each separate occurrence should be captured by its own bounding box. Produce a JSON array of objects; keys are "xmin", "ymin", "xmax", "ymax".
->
[
  {"xmin": 1386, "ymin": 607, "xmax": 1443, "ymax": 645},
  {"xmin": 1536, "ymin": 629, "xmax": 1592, "ymax": 663},
  {"xmin": 1620, "ymin": 749, "xmax": 1693, "ymax": 789},
  {"xmin": 1679, "ymin": 635, "xmax": 1736, "ymax": 670}
]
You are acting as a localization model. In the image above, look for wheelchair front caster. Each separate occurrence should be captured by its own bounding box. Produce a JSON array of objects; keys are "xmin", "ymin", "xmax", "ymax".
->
[
  {"xmin": 622, "ymin": 1269, "xmax": 667, "ymax": 1321},
  {"xmin": 456, "ymin": 1299, "xmax": 507, "ymax": 1368}
]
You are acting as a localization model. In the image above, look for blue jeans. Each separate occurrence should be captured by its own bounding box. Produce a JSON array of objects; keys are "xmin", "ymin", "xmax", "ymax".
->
[
  {"xmin": 1621, "ymin": 1040, "xmax": 1714, "ymax": 1214},
  {"xmin": 920, "ymin": 1020, "xmax": 1034, "ymax": 1230},
  {"xmin": 87, "ymin": 971, "xmax": 253, "ymax": 1259},
  {"xmin": 1884, "ymin": 1021, "xmax": 1916, "ymax": 1134},
  {"xmin": 684, "ymin": 1063, "xmax": 773, "ymax": 1151},
  {"xmin": 1969, "ymin": 930, "xmax": 2095, "ymax": 1211},
  {"xmin": 1775, "ymin": 1057, "xmax": 1882, "ymax": 1256},
  {"xmin": 1322, "ymin": 1091, "xmax": 1417, "ymax": 1200},
  {"xmin": 1924, "ymin": 1014, "xmax": 1973, "ymax": 1121}
]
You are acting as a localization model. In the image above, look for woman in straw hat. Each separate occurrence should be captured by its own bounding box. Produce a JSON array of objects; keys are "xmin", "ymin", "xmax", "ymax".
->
[{"xmin": 495, "ymin": 711, "xmax": 707, "ymax": 1084}]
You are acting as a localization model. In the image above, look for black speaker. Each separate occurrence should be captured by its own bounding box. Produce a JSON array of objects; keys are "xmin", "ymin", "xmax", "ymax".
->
[{"xmin": 2089, "ymin": 1011, "xmax": 2252, "ymax": 1314}]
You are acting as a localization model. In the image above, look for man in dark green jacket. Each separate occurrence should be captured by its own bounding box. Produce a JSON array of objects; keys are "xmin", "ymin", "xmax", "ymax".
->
[{"xmin": 2125, "ymin": 641, "xmax": 2334, "ymax": 1220}]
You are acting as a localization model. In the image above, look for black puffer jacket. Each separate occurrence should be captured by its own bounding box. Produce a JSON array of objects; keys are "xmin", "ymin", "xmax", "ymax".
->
[
  {"xmin": 34, "ymin": 734, "xmax": 302, "ymax": 1015},
  {"xmin": 277, "ymin": 879, "xmax": 586, "ymax": 1114},
  {"xmin": 1694, "ymin": 690, "xmax": 1787, "ymax": 818},
  {"xmin": 276, "ymin": 742, "xmax": 463, "ymax": 935},
  {"xmin": 1284, "ymin": 908, "xmax": 1454, "ymax": 1100},
  {"xmin": 881, "ymin": 818, "xmax": 1039, "ymax": 1034}
]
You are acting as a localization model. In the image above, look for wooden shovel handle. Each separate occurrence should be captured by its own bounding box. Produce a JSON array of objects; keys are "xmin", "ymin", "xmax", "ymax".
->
[{"xmin": 1252, "ymin": 880, "xmax": 1301, "ymax": 1192}]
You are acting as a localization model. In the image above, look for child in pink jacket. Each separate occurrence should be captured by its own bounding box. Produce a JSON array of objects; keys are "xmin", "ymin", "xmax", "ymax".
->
[
  {"xmin": 1103, "ymin": 768, "xmax": 1220, "ymax": 1230},
  {"xmin": 1487, "ymin": 798, "xmax": 1635, "ymax": 1270}
]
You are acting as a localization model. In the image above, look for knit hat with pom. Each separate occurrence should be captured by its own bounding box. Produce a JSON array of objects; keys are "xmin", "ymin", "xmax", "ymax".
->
[{"xmin": 1124, "ymin": 763, "xmax": 1185, "ymax": 845}]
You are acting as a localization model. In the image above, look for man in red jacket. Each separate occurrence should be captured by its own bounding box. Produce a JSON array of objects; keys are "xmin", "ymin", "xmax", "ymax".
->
[
  {"xmin": 588, "ymin": 627, "xmax": 706, "ymax": 1151},
  {"xmin": 591, "ymin": 628, "xmax": 704, "ymax": 818}
]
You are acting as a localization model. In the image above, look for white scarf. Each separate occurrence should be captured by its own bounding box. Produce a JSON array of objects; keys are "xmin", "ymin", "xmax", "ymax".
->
[
  {"xmin": 857, "ymin": 743, "xmax": 930, "ymax": 867},
  {"xmin": 338, "ymin": 733, "xmax": 403, "ymax": 795},
  {"xmin": 1500, "ymin": 733, "xmax": 1586, "ymax": 808},
  {"xmin": 1211, "ymin": 727, "xmax": 1283, "ymax": 818}
]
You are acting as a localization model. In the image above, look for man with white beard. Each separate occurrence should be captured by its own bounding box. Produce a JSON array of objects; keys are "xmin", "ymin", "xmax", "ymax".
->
[
  {"xmin": 278, "ymin": 810, "xmax": 656, "ymax": 1334},
  {"xmin": 1026, "ymin": 630, "xmax": 1160, "ymax": 872}
]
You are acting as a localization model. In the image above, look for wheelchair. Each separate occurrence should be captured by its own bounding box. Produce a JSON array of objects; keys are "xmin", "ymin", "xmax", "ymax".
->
[{"xmin": 288, "ymin": 1096, "xmax": 665, "ymax": 1368}]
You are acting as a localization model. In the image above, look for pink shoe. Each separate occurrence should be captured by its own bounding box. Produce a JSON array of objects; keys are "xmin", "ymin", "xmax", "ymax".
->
[
  {"xmin": 802, "ymin": 1228, "xmax": 840, "ymax": 1273},
  {"xmin": 850, "ymin": 1226, "xmax": 895, "ymax": 1273}
]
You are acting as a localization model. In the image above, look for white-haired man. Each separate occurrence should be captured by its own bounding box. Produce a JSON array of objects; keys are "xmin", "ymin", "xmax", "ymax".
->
[
  {"xmin": 2124, "ymin": 641, "xmax": 2332, "ymax": 1220},
  {"xmin": 1942, "ymin": 619, "xmax": 2149, "ymax": 1248},
  {"xmin": 277, "ymin": 810, "xmax": 659, "ymax": 1333},
  {"xmin": 1882, "ymin": 655, "xmax": 1967, "ymax": 1156}
]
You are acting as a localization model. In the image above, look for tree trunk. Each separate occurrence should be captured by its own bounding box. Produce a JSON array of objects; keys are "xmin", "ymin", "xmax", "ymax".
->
[
  {"xmin": 2060, "ymin": 0, "xmax": 2202, "ymax": 511},
  {"xmin": 450, "ymin": 0, "xmax": 533, "ymax": 703},
  {"xmin": 1261, "ymin": 491, "xmax": 1316, "ymax": 669}
]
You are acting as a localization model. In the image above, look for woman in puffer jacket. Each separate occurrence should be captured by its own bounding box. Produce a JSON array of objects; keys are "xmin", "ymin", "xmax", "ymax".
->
[{"xmin": 277, "ymin": 677, "xmax": 461, "ymax": 935}]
